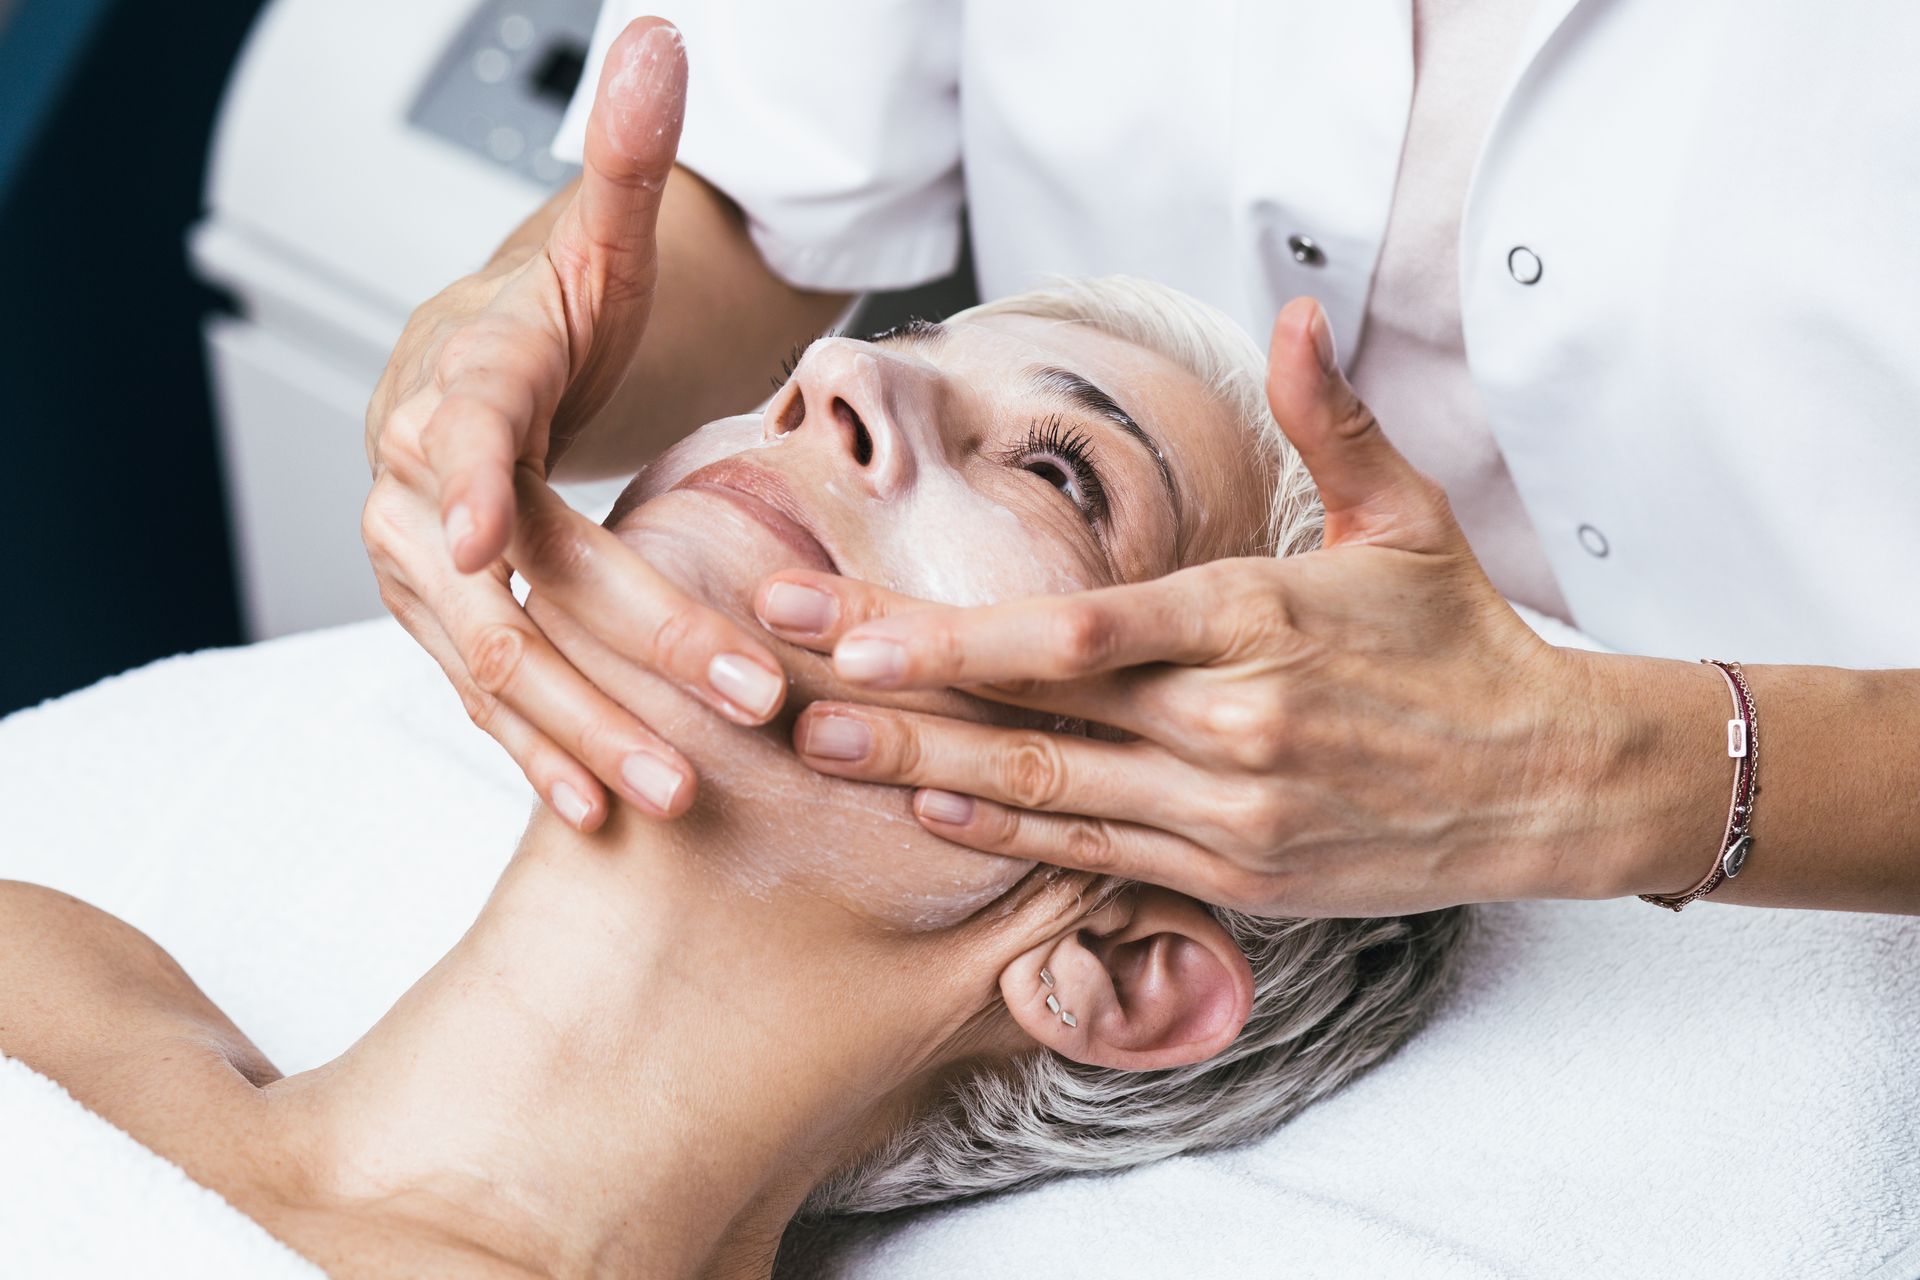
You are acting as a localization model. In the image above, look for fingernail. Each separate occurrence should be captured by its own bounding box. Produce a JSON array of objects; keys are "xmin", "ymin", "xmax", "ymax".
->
[
  {"xmin": 759, "ymin": 582, "xmax": 837, "ymax": 634},
  {"xmin": 1308, "ymin": 301, "xmax": 1338, "ymax": 377},
  {"xmin": 444, "ymin": 503, "xmax": 475, "ymax": 560},
  {"xmin": 801, "ymin": 713, "xmax": 871, "ymax": 761},
  {"xmin": 621, "ymin": 752, "xmax": 683, "ymax": 813},
  {"xmin": 551, "ymin": 781, "xmax": 592, "ymax": 828},
  {"xmin": 918, "ymin": 789, "xmax": 975, "ymax": 825},
  {"xmin": 709, "ymin": 654, "xmax": 782, "ymax": 718},
  {"xmin": 836, "ymin": 637, "xmax": 906, "ymax": 686}
]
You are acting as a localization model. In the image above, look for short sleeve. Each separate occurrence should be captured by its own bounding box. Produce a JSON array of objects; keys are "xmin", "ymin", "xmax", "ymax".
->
[{"xmin": 553, "ymin": 2, "xmax": 963, "ymax": 292}]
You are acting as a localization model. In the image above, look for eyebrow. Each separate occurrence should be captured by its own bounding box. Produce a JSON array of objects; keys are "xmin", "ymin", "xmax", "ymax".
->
[{"xmin": 1026, "ymin": 365, "xmax": 1180, "ymax": 524}]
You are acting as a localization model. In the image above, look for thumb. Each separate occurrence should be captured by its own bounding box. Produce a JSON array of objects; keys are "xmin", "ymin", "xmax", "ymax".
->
[
  {"xmin": 548, "ymin": 19, "xmax": 688, "ymax": 362},
  {"xmin": 1265, "ymin": 297, "xmax": 1461, "ymax": 551}
]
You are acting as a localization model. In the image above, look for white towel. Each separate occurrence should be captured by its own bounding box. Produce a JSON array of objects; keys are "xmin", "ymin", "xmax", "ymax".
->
[
  {"xmin": 0, "ymin": 1053, "xmax": 320, "ymax": 1278},
  {"xmin": 0, "ymin": 616, "xmax": 1915, "ymax": 1278}
]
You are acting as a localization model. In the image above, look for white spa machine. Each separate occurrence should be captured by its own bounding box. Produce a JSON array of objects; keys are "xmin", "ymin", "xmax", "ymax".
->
[{"xmin": 189, "ymin": 0, "xmax": 615, "ymax": 639}]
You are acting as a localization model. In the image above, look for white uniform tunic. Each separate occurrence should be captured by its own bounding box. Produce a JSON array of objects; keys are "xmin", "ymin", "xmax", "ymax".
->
[{"xmin": 557, "ymin": 1, "xmax": 1920, "ymax": 669}]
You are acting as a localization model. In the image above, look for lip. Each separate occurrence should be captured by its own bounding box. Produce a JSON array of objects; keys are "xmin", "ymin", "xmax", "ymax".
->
[{"xmin": 675, "ymin": 457, "xmax": 841, "ymax": 576}]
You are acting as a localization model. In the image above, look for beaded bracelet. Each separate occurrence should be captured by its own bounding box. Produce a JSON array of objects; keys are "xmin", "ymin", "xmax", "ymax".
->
[{"xmin": 1640, "ymin": 660, "xmax": 1758, "ymax": 912}]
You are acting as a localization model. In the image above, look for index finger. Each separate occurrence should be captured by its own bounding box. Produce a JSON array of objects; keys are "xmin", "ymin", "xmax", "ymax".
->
[
  {"xmin": 914, "ymin": 795, "xmax": 1249, "ymax": 911},
  {"xmin": 762, "ymin": 567, "xmax": 1236, "ymax": 691},
  {"xmin": 422, "ymin": 297, "xmax": 571, "ymax": 571},
  {"xmin": 753, "ymin": 570, "xmax": 944, "ymax": 650}
]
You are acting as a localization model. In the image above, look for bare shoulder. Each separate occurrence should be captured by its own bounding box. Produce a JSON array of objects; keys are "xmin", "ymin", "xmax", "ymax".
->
[
  {"xmin": 0, "ymin": 886, "xmax": 528, "ymax": 1277},
  {"xmin": 0, "ymin": 880, "xmax": 279, "ymax": 1092}
]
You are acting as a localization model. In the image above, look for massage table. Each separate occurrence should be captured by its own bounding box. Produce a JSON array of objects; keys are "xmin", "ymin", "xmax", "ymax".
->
[{"xmin": 2, "ymin": 614, "xmax": 1915, "ymax": 1277}]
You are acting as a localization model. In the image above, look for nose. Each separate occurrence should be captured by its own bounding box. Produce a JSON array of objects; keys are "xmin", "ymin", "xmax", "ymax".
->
[{"xmin": 765, "ymin": 338, "xmax": 931, "ymax": 499}]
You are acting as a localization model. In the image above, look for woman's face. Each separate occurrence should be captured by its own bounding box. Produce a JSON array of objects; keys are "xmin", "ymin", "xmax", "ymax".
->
[
  {"xmin": 584, "ymin": 311, "xmax": 1271, "ymax": 928},
  {"xmin": 608, "ymin": 313, "xmax": 1268, "ymax": 612}
]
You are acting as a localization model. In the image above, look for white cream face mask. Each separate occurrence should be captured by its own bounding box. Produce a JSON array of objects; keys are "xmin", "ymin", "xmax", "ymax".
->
[
  {"xmin": 564, "ymin": 317, "xmax": 1248, "ymax": 929},
  {"xmin": 591, "ymin": 417, "xmax": 1088, "ymax": 929}
]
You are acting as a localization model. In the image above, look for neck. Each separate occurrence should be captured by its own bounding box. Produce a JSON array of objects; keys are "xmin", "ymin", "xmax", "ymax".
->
[{"xmin": 262, "ymin": 806, "xmax": 1002, "ymax": 1279}]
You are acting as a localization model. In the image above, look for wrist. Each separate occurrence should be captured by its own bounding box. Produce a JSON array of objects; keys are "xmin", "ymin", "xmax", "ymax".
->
[{"xmin": 1546, "ymin": 651, "xmax": 1730, "ymax": 900}]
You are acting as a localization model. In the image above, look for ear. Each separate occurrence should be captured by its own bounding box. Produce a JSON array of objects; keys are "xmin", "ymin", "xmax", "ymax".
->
[{"xmin": 999, "ymin": 888, "xmax": 1254, "ymax": 1071}]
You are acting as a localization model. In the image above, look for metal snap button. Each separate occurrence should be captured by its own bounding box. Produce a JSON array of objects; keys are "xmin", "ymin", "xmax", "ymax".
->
[
  {"xmin": 1287, "ymin": 234, "xmax": 1326, "ymax": 267},
  {"xmin": 1577, "ymin": 523, "xmax": 1609, "ymax": 557},
  {"xmin": 1508, "ymin": 246, "xmax": 1543, "ymax": 285}
]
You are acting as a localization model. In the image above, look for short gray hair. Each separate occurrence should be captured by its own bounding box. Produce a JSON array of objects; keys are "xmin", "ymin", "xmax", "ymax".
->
[
  {"xmin": 807, "ymin": 906, "xmax": 1468, "ymax": 1216},
  {"xmin": 798, "ymin": 278, "xmax": 1467, "ymax": 1220}
]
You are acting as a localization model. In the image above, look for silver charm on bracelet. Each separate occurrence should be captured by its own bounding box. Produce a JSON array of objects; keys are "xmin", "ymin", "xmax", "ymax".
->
[{"xmin": 1723, "ymin": 832, "xmax": 1752, "ymax": 878}]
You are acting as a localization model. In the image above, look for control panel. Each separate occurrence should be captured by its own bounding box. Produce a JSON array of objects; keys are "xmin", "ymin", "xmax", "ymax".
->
[{"xmin": 408, "ymin": 0, "xmax": 597, "ymax": 189}]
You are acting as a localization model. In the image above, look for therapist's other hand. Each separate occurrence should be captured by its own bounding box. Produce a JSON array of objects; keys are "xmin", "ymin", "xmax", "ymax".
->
[
  {"xmin": 755, "ymin": 299, "xmax": 1693, "ymax": 917},
  {"xmin": 362, "ymin": 19, "xmax": 786, "ymax": 831}
]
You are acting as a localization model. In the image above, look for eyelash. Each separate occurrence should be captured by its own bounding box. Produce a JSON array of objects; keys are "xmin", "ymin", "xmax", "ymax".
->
[
  {"xmin": 770, "ymin": 345, "xmax": 1111, "ymax": 528},
  {"xmin": 1000, "ymin": 415, "xmax": 1110, "ymax": 524},
  {"xmin": 773, "ymin": 318, "xmax": 936, "ymax": 389},
  {"xmin": 772, "ymin": 333, "xmax": 828, "ymax": 390}
]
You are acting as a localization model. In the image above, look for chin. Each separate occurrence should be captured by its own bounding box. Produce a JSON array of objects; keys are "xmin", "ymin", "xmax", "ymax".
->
[{"xmin": 615, "ymin": 490, "xmax": 801, "ymax": 614}]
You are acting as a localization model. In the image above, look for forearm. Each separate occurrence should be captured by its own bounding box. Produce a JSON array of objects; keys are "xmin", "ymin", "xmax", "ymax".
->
[
  {"xmin": 546, "ymin": 166, "xmax": 851, "ymax": 480},
  {"xmin": 1586, "ymin": 654, "xmax": 1920, "ymax": 914}
]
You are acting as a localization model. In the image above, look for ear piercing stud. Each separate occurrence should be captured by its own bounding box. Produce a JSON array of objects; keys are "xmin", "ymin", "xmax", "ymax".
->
[{"xmin": 1039, "ymin": 968, "xmax": 1077, "ymax": 1028}]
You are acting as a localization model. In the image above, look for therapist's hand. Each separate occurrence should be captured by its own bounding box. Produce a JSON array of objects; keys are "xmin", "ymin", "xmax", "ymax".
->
[
  {"xmin": 754, "ymin": 299, "xmax": 1719, "ymax": 917},
  {"xmin": 362, "ymin": 19, "xmax": 787, "ymax": 831}
]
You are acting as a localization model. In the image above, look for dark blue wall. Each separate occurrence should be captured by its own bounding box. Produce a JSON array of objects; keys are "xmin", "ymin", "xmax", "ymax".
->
[{"xmin": 0, "ymin": 0, "xmax": 266, "ymax": 716}]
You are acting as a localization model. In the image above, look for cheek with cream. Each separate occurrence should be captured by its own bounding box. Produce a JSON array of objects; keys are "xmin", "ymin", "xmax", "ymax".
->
[
  {"xmin": 575, "ymin": 417, "xmax": 1086, "ymax": 930},
  {"xmin": 618, "ymin": 415, "xmax": 1101, "ymax": 610},
  {"xmin": 853, "ymin": 457, "xmax": 1097, "ymax": 606}
]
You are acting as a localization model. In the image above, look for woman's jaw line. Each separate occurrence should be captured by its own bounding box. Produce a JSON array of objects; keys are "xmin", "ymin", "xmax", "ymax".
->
[{"xmin": 525, "ymin": 541, "xmax": 1046, "ymax": 933}]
